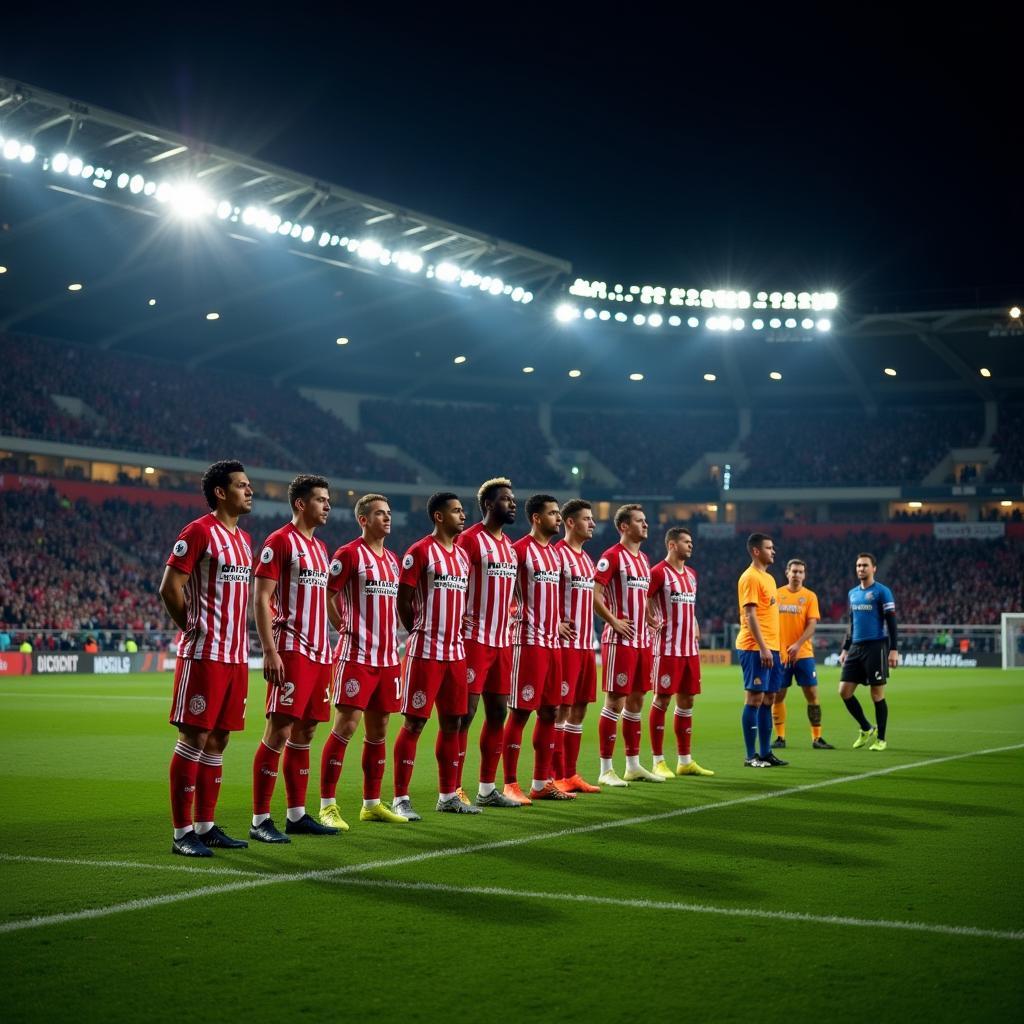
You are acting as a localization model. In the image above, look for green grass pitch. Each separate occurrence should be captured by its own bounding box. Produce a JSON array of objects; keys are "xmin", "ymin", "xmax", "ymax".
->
[{"xmin": 1, "ymin": 665, "xmax": 1021, "ymax": 1023}]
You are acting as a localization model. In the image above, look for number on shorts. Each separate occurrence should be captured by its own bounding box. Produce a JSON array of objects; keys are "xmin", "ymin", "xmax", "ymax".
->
[{"xmin": 279, "ymin": 680, "xmax": 295, "ymax": 706}]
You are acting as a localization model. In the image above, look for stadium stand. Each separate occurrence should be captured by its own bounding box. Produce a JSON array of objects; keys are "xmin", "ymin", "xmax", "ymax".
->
[
  {"xmin": 990, "ymin": 403, "xmax": 1024, "ymax": 484},
  {"xmin": 552, "ymin": 409, "xmax": 736, "ymax": 491},
  {"xmin": 736, "ymin": 407, "xmax": 984, "ymax": 486},
  {"xmin": 0, "ymin": 334, "xmax": 415, "ymax": 482}
]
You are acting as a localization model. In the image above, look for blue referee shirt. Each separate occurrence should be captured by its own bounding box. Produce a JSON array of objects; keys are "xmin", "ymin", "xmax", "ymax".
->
[{"xmin": 848, "ymin": 583, "xmax": 896, "ymax": 643}]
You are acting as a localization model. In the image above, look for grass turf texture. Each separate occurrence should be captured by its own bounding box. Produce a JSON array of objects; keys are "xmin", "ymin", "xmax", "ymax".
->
[{"xmin": 1, "ymin": 666, "xmax": 1021, "ymax": 1023}]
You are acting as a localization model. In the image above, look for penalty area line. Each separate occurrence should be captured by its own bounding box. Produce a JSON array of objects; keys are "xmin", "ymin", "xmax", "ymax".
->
[
  {"xmin": 1, "ymin": 741, "xmax": 1021, "ymax": 936},
  {"xmin": 323, "ymin": 876, "xmax": 1024, "ymax": 943}
]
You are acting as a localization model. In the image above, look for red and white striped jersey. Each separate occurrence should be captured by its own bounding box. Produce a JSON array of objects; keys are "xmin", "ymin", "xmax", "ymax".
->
[
  {"xmin": 400, "ymin": 535, "xmax": 470, "ymax": 661},
  {"xmin": 456, "ymin": 521, "xmax": 517, "ymax": 647},
  {"xmin": 649, "ymin": 560, "xmax": 699, "ymax": 657},
  {"xmin": 594, "ymin": 543, "xmax": 651, "ymax": 649},
  {"xmin": 328, "ymin": 538, "xmax": 401, "ymax": 667},
  {"xmin": 553, "ymin": 539, "xmax": 595, "ymax": 651},
  {"xmin": 255, "ymin": 523, "xmax": 333, "ymax": 665},
  {"xmin": 166, "ymin": 513, "xmax": 252, "ymax": 664},
  {"xmin": 511, "ymin": 535, "xmax": 562, "ymax": 648}
]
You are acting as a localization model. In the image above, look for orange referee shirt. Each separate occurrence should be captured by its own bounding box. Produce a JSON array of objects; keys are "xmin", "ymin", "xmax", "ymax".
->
[
  {"xmin": 736, "ymin": 565, "xmax": 780, "ymax": 651},
  {"xmin": 775, "ymin": 585, "xmax": 821, "ymax": 660}
]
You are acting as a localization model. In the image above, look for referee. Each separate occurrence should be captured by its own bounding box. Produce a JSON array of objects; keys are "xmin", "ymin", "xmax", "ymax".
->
[{"xmin": 838, "ymin": 552, "xmax": 898, "ymax": 751}]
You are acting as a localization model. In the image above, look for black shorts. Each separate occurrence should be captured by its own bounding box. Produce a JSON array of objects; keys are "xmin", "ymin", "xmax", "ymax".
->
[{"xmin": 840, "ymin": 640, "xmax": 889, "ymax": 686}]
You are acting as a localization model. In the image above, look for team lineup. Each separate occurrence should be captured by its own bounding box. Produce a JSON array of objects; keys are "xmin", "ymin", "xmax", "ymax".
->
[{"xmin": 159, "ymin": 461, "xmax": 900, "ymax": 856}]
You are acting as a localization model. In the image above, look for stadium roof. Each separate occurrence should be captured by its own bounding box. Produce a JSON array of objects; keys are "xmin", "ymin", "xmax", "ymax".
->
[{"xmin": 1, "ymin": 77, "xmax": 1021, "ymax": 411}]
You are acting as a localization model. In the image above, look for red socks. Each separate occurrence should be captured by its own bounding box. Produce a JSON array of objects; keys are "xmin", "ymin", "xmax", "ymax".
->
[
  {"xmin": 362, "ymin": 738, "xmax": 386, "ymax": 801},
  {"xmin": 563, "ymin": 723, "xmax": 583, "ymax": 777},
  {"xmin": 319, "ymin": 729, "xmax": 350, "ymax": 801},
  {"xmin": 194, "ymin": 750, "xmax": 223, "ymax": 823},
  {"xmin": 252, "ymin": 740, "xmax": 282, "ymax": 816},
  {"xmin": 436, "ymin": 730, "xmax": 461, "ymax": 793},
  {"xmin": 456, "ymin": 728, "xmax": 469, "ymax": 789},
  {"xmin": 552, "ymin": 723, "xmax": 566, "ymax": 779},
  {"xmin": 479, "ymin": 719, "xmax": 504, "ymax": 785},
  {"xmin": 532, "ymin": 717, "xmax": 555, "ymax": 781},
  {"xmin": 393, "ymin": 726, "xmax": 420, "ymax": 798},
  {"xmin": 502, "ymin": 715, "xmax": 527, "ymax": 784},
  {"xmin": 598, "ymin": 707, "xmax": 620, "ymax": 759},
  {"xmin": 169, "ymin": 740, "xmax": 201, "ymax": 829},
  {"xmin": 674, "ymin": 707, "xmax": 693, "ymax": 757},
  {"xmin": 649, "ymin": 703, "xmax": 667, "ymax": 757},
  {"xmin": 621, "ymin": 710, "xmax": 642, "ymax": 757},
  {"xmin": 283, "ymin": 740, "xmax": 310, "ymax": 809}
]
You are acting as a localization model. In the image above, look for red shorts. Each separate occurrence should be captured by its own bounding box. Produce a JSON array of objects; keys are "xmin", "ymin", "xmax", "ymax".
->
[
  {"xmin": 400, "ymin": 656, "xmax": 468, "ymax": 719},
  {"xmin": 601, "ymin": 642, "xmax": 653, "ymax": 696},
  {"xmin": 509, "ymin": 645, "xmax": 563, "ymax": 711},
  {"xmin": 332, "ymin": 661, "xmax": 402, "ymax": 713},
  {"xmin": 464, "ymin": 638, "xmax": 512, "ymax": 696},
  {"xmin": 652, "ymin": 653, "xmax": 702, "ymax": 696},
  {"xmin": 561, "ymin": 648, "xmax": 597, "ymax": 705},
  {"xmin": 170, "ymin": 657, "xmax": 248, "ymax": 732},
  {"xmin": 266, "ymin": 651, "xmax": 332, "ymax": 722}
]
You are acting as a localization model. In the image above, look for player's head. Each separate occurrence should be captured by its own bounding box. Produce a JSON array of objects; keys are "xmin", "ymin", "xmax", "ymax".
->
[
  {"xmin": 355, "ymin": 493, "xmax": 391, "ymax": 540},
  {"xmin": 526, "ymin": 493, "xmax": 561, "ymax": 538},
  {"xmin": 614, "ymin": 503, "xmax": 647, "ymax": 543},
  {"xmin": 478, "ymin": 477, "xmax": 516, "ymax": 524},
  {"xmin": 201, "ymin": 460, "xmax": 252, "ymax": 514},
  {"xmin": 561, "ymin": 499, "xmax": 594, "ymax": 543},
  {"xmin": 747, "ymin": 532, "xmax": 775, "ymax": 567},
  {"xmin": 289, "ymin": 474, "xmax": 331, "ymax": 527},
  {"xmin": 785, "ymin": 558, "xmax": 806, "ymax": 587},
  {"xmin": 428, "ymin": 491, "xmax": 465, "ymax": 535},
  {"xmin": 855, "ymin": 552, "xmax": 876, "ymax": 580},
  {"xmin": 665, "ymin": 526, "xmax": 693, "ymax": 561}
]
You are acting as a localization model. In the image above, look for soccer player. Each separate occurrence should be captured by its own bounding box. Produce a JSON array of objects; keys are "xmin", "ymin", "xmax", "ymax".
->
[
  {"xmin": 553, "ymin": 499, "xmax": 601, "ymax": 794},
  {"xmin": 456, "ymin": 477, "xmax": 521, "ymax": 809},
  {"xmin": 647, "ymin": 527, "xmax": 715, "ymax": 779},
  {"xmin": 593, "ymin": 503, "xmax": 662, "ymax": 786},
  {"xmin": 839, "ymin": 552, "xmax": 898, "ymax": 751},
  {"xmin": 159, "ymin": 460, "xmax": 253, "ymax": 857},
  {"xmin": 772, "ymin": 558, "xmax": 834, "ymax": 750},
  {"xmin": 249, "ymin": 475, "xmax": 339, "ymax": 843},
  {"xmin": 319, "ymin": 493, "xmax": 408, "ymax": 828},
  {"xmin": 502, "ymin": 494, "xmax": 576, "ymax": 803},
  {"xmin": 736, "ymin": 533, "xmax": 788, "ymax": 768},
  {"xmin": 393, "ymin": 492, "xmax": 478, "ymax": 818}
]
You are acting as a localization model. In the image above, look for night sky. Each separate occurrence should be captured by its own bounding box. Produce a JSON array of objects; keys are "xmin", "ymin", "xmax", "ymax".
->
[{"xmin": 2, "ymin": 8, "xmax": 1020, "ymax": 312}]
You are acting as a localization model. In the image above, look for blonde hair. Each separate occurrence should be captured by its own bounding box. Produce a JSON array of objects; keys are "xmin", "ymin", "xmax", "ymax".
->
[
  {"xmin": 355, "ymin": 493, "xmax": 389, "ymax": 521},
  {"xmin": 477, "ymin": 477, "xmax": 513, "ymax": 514},
  {"xmin": 614, "ymin": 503, "xmax": 644, "ymax": 530}
]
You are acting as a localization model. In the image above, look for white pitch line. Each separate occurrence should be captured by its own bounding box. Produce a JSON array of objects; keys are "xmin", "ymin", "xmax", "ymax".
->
[
  {"xmin": 1, "ymin": 741, "xmax": 1021, "ymax": 936},
  {"xmin": 323, "ymin": 876, "xmax": 1024, "ymax": 943},
  {"xmin": 0, "ymin": 693, "xmax": 165, "ymax": 702},
  {"xmin": 0, "ymin": 853, "xmax": 267, "ymax": 878}
]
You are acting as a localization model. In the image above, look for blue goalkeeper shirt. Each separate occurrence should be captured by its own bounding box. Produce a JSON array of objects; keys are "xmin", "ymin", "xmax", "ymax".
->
[{"xmin": 848, "ymin": 582, "xmax": 896, "ymax": 644}]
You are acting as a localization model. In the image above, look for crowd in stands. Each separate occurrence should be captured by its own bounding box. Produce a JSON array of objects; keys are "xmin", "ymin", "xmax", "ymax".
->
[
  {"xmin": 361, "ymin": 399, "xmax": 564, "ymax": 486},
  {"xmin": 891, "ymin": 509, "xmax": 965, "ymax": 522},
  {"xmin": 552, "ymin": 410, "xmax": 735, "ymax": 492},
  {"xmin": 0, "ymin": 334, "xmax": 413, "ymax": 482},
  {"xmin": 738, "ymin": 407, "xmax": 983, "ymax": 486},
  {"xmin": 990, "ymin": 404, "xmax": 1024, "ymax": 484}
]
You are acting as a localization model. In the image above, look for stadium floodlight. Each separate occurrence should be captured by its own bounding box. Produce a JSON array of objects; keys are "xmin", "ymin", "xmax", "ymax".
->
[
  {"xmin": 1011, "ymin": 306, "xmax": 1021, "ymax": 319},
  {"xmin": 278, "ymin": 221, "xmax": 293, "ymax": 236},
  {"xmin": 769, "ymin": 317, "xmax": 781, "ymax": 329},
  {"xmin": 487, "ymin": 278, "xmax": 503, "ymax": 295},
  {"xmin": 143, "ymin": 181, "xmax": 156, "ymax": 196},
  {"xmin": 801, "ymin": 318, "xmax": 814, "ymax": 330},
  {"xmin": 18, "ymin": 143, "xmax": 36, "ymax": 163},
  {"xmin": 300, "ymin": 225, "xmax": 315, "ymax": 243},
  {"xmin": 129, "ymin": 174, "xmax": 144, "ymax": 195},
  {"xmin": 555, "ymin": 303, "xmax": 580, "ymax": 322},
  {"xmin": 703, "ymin": 372, "xmax": 717, "ymax": 381},
  {"xmin": 148, "ymin": 298, "xmax": 157, "ymax": 306},
  {"xmin": 668, "ymin": 315, "xmax": 681, "ymax": 326},
  {"xmin": 522, "ymin": 366, "xmax": 534, "ymax": 373},
  {"xmin": 615, "ymin": 312, "xmax": 627, "ymax": 322},
  {"xmin": 318, "ymin": 231, "xmax": 331, "ymax": 247},
  {"xmin": 116, "ymin": 172, "xmax": 129, "ymax": 189},
  {"xmin": 357, "ymin": 238, "xmax": 381, "ymax": 259},
  {"xmin": 752, "ymin": 318, "xmax": 764, "ymax": 330},
  {"xmin": 629, "ymin": 372, "xmax": 644, "ymax": 381},
  {"xmin": 571, "ymin": 466, "xmax": 580, "ymax": 476},
  {"xmin": 206, "ymin": 312, "xmax": 220, "ymax": 321},
  {"xmin": 822, "ymin": 292, "xmax": 838, "ymax": 309},
  {"xmin": 732, "ymin": 318, "xmax": 744, "ymax": 331},
  {"xmin": 599, "ymin": 310, "xmax": 611, "ymax": 321},
  {"xmin": 336, "ymin": 337, "xmax": 349, "ymax": 346},
  {"xmin": 908, "ymin": 501, "xmax": 923, "ymax": 508},
  {"xmin": 67, "ymin": 156, "xmax": 83, "ymax": 177},
  {"xmin": 452, "ymin": 355, "xmax": 467, "ymax": 364},
  {"xmin": 1001, "ymin": 500, "xmax": 1013, "ymax": 507},
  {"xmin": 81, "ymin": 164, "xmax": 94, "ymax": 178},
  {"xmin": 687, "ymin": 316, "xmax": 699, "ymax": 328},
  {"xmin": 521, "ymin": 292, "xmax": 533, "ymax": 303},
  {"xmin": 784, "ymin": 318, "xmax": 797, "ymax": 329},
  {"xmin": 0, "ymin": 266, "xmax": 6, "ymax": 274},
  {"xmin": 2, "ymin": 139, "xmax": 21, "ymax": 160},
  {"xmin": 568, "ymin": 368, "xmax": 582, "ymax": 378},
  {"xmin": 648, "ymin": 313, "xmax": 663, "ymax": 327},
  {"xmin": 769, "ymin": 371, "xmax": 782, "ymax": 380},
  {"xmin": 980, "ymin": 367, "xmax": 992, "ymax": 378},
  {"xmin": 583, "ymin": 308, "xmax": 597, "ymax": 320},
  {"xmin": 436, "ymin": 262, "xmax": 460, "ymax": 283},
  {"xmin": 171, "ymin": 184, "xmax": 213, "ymax": 219},
  {"xmin": 67, "ymin": 282, "xmax": 83, "ymax": 291},
  {"xmin": 633, "ymin": 314, "xmax": 646, "ymax": 326},
  {"xmin": 52, "ymin": 152, "xmax": 70, "ymax": 173},
  {"xmin": 884, "ymin": 367, "xmax": 897, "ymax": 376},
  {"xmin": 816, "ymin": 318, "xmax": 831, "ymax": 331}
]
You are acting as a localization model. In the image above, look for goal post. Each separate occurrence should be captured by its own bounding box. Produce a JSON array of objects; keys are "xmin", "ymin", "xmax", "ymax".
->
[{"xmin": 1001, "ymin": 613, "xmax": 1024, "ymax": 669}]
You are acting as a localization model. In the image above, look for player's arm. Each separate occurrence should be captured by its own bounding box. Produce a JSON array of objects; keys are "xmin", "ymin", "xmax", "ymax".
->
[
  {"xmin": 839, "ymin": 614, "xmax": 852, "ymax": 665},
  {"xmin": 743, "ymin": 604, "xmax": 773, "ymax": 668},
  {"xmin": 884, "ymin": 595, "xmax": 899, "ymax": 668},
  {"xmin": 645, "ymin": 571, "xmax": 664, "ymax": 632},
  {"xmin": 787, "ymin": 616, "xmax": 818, "ymax": 663},
  {"xmin": 593, "ymin": 582, "xmax": 634, "ymax": 640},
  {"xmin": 254, "ymin": 576, "xmax": 285, "ymax": 686},
  {"xmin": 326, "ymin": 550, "xmax": 351, "ymax": 633},
  {"xmin": 158, "ymin": 566, "xmax": 189, "ymax": 631},
  {"xmin": 397, "ymin": 583, "xmax": 416, "ymax": 634},
  {"xmin": 555, "ymin": 554, "xmax": 577, "ymax": 643}
]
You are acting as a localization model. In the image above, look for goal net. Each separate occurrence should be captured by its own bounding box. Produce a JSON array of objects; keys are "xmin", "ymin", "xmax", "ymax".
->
[{"xmin": 1001, "ymin": 613, "xmax": 1024, "ymax": 669}]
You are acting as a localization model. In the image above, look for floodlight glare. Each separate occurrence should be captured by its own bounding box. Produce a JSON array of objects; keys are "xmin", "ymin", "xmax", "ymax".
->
[
  {"xmin": 453, "ymin": 355, "xmax": 467, "ymax": 364},
  {"xmin": 488, "ymin": 278, "xmax": 503, "ymax": 295},
  {"xmin": 1000, "ymin": 500, "xmax": 1013, "ymax": 507},
  {"xmin": 599, "ymin": 310, "xmax": 611, "ymax": 321},
  {"xmin": 1010, "ymin": 306, "xmax": 1022, "ymax": 319},
  {"xmin": 116, "ymin": 172, "xmax": 129, "ymax": 189},
  {"xmin": 629, "ymin": 372, "xmax": 644, "ymax": 381},
  {"xmin": 300, "ymin": 225, "xmax": 315, "ymax": 243},
  {"xmin": 703, "ymin": 373, "xmax": 717, "ymax": 382},
  {"xmin": 67, "ymin": 283, "xmax": 83, "ymax": 291},
  {"xmin": 979, "ymin": 367, "xmax": 991, "ymax": 377},
  {"xmin": 583, "ymin": 308, "xmax": 597, "ymax": 320},
  {"xmin": 522, "ymin": 366, "xmax": 535, "ymax": 373},
  {"xmin": 436, "ymin": 262, "xmax": 460, "ymax": 283},
  {"xmin": 336, "ymin": 337, "xmax": 349, "ymax": 346},
  {"xmin": 521, "ymin": 292, "xmax": 533, "ymax": 304},
  {"xmin": 81, "ymin": 164, "xmax": 94, "ymax": 178},
  {"xmin": 148, "ymin": 298, "xmax": 157, "ymax": 306},
  {"xmin": 2, "ymin": 139, "xmax": 21, "ymax": 160},
  {"xmin": 633, "ymin": 314, "xmax": 646, "ymax": 326},
  {"xmin": 172, "ymin": 184, "xmax": 213, "ymax": 219},
  {"xmin": 687, "ymin": 316, "xmax": 699, "ymax": 328},
  {"xmin": 668, "ymin": 315, "xmax": 681, "ymax": 326},
  {"xmin": 555, "ymin": 303, "xmax": 579, "ymax": 322},
  {"xmin": 568, "ymin": 369, "xmax": 582, "ymax": 378},
  {"xmin": 732, "ymin": 318, "xmax": 744, "ymax": 330},
  {"xmin": 648, "ymin": 313, "xmax": 663, "ymax": 327},
  {"xmin": 129, "ymin": 174, "xmax": 144, "ymax": 195},
  {"xmin": 817, "ymin": 319, "xmax": 831, "ymax": 332},
  {"xmin": 752, "ymin": 318, "xmax": 764, "ymax": 330},
  {"xmin": 53, "ymin": 152, "xmax": 70, "ymax": 173},
  {"xmin": 615, "ymin": 312, "xmax": 627, "ymax": 322},
  {"xmin": 143, "ymin": 181, "xmax": 156, "ymax": 196},
  {"xmin": 801, "ymin": 318, "xmax": 814, "ymax": 330},
  {"xmin": 290, "ymin": 223, "xmax": 303, "ymax": 239},
  {"xmin": 769, "ymin": 371, "xmax": 782, "ymax": 380},
  {"xmin": 769, "ymin": 318, "xmax": 782, "ymax": 329},
  {"xmin": 784, "ymin": 318, "xmax": 797, "ymax": 329},
  {"xmin": 357, "ymin": 239, "xmax": 381, "ymax": 259},
  {"xmin": 884, "ymin": 367, "xmax": 897, "ymax": 377},
  {"xmin": 67, "ymin": 156, "xmax": 83, "ymax": 177},
  {"xmin": 17, "ymin": 144, "xmax": 36, "ymax": 164},
  {"xmin": 318, "ymin": 231, "xmax": 331, "ymax": 247},
  {"xmin": 206, "ymin": 312, "xmax": 220, "ymax": 321}
]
